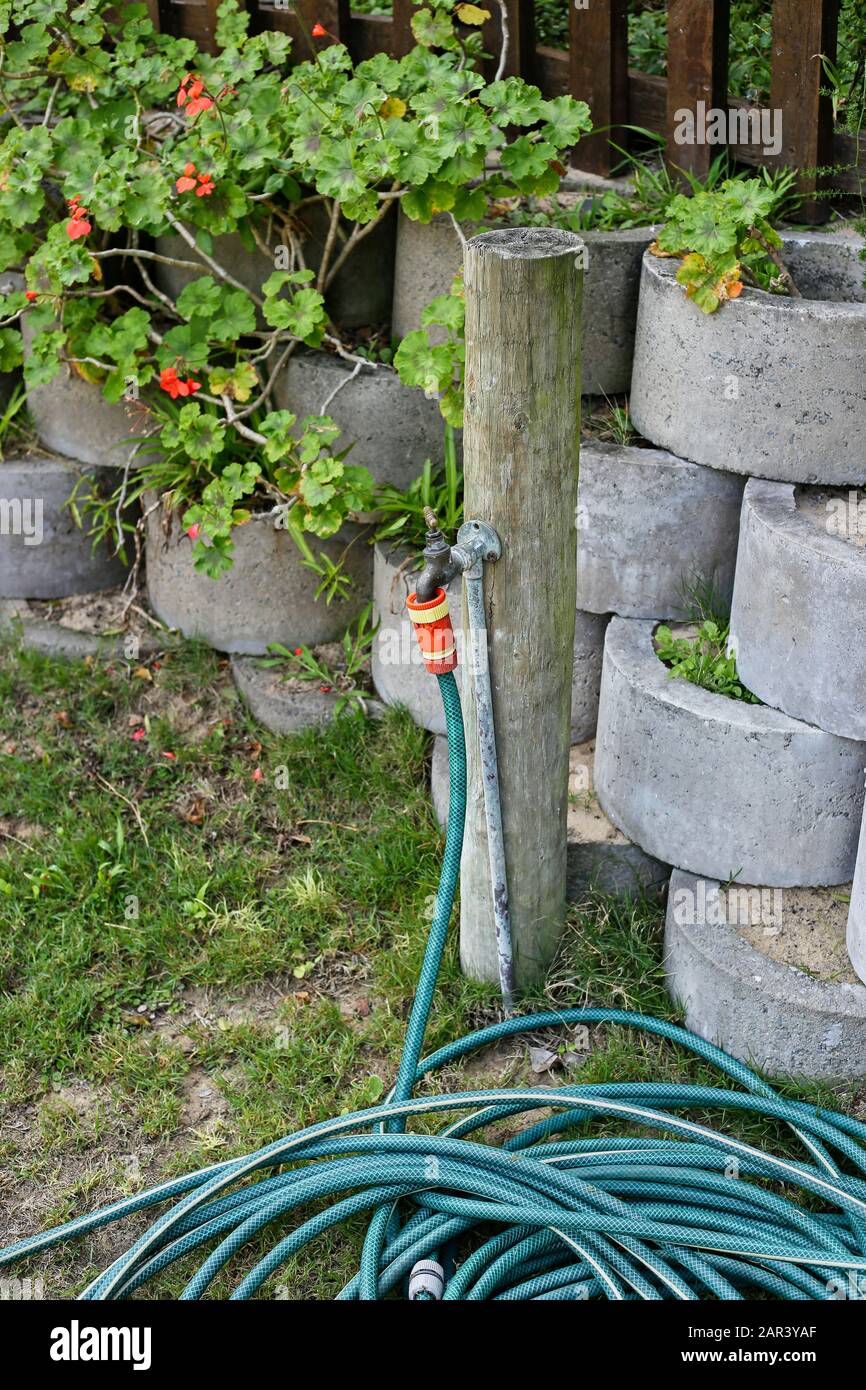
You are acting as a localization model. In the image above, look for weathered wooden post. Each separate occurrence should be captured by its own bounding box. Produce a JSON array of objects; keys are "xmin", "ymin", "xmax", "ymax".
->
[{"xmin": 460, "ymin": 228, "xmax": 583, "ymax": 990}]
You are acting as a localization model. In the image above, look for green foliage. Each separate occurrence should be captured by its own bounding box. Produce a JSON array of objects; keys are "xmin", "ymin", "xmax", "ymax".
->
[
  {"xmin": 655, "ymin": 619, "xmax": 760, "ymax": 704},
  {"xmin": 0, "ymin": 0, "xmax": 592, "ymax": 580},
  {"xmin": 374, "ymin": 421, "xmax": 462, "ymax": 552},
  {"xmin": 394, "ymin": 279, "xmax": 465, "ymax": 426},
  {"xmin": 262, "ymin": 603, "xmax": 379, "ymax": 716},
  {"xmin": 653, "ymin": 176, "xmax": 796, "ymax": 313}
]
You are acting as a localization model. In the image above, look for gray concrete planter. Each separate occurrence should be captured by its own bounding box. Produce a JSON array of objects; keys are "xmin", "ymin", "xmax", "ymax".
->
[
  {"xmin": 0, "ymin": 453, "xmax": 129, "ymax": 597},
  {"xmin": 274, "ymin": 353, "xmax": 444, "ymax": 497},
  {"xmin": 594, "ymin": 618, "xmax": 866, "ymax": 886},
  {"xmin": 21, "ymin": 314, "xmax": 151, "ymax": 469},
  {"xmin": 630, "ymin": 228, "xmax": 866, "ymax": 483},
  {"xmin": 153, "ymin": 202, "xmax": 395, "ymax": 330},
  {"xmin": 666, "ymin": 868, "xmax": 866, "ymax": 1078},
  {"xmin": 578, "ymin": 441, "xmax": 745, "ymax": 618},
  {"xmin": 431, "ymin": 735, "xmax": 668, "ymax": 901},
  {"xmin": 372, "ymin": 541, "xmax": 609, "ymax": 740},
  {"xmin": 232, "ymin": 655, "xmax": 383, "ymax": 733},
  {"xmin": 392, "ymin": 210, "xmax": 657, "ymax": 395},
  {"xmin": 145, "ymin": 495, "xmax": 372, "ymax": 654},
  {"xmin": 847, "ymin": 808, "xmax": 866, "ymax": 984},
  {"xmin": 730, "ymin": 479, "xmax": 866, "ymax": 741}
]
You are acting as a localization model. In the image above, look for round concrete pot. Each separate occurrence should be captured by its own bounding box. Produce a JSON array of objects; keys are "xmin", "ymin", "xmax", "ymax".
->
[
  {"xmin": 274, "ymin": 353, "xmax": 445, "ymax": 498},
  {"xmin": 577, "ymin": 440, "xmax": 745, "ymax": 619},
  {"xmin": 630, "ymin": 227, "xmax": 866, "ymax": 483},
  {"xmin": 730, "ymin": 479, "xmax": 866, "ymax": 741},
  {"xmin": 21, "ymin": 313, "xmax": 152, "ymax": 469},
  {"xmin": 145, "ymin": 495, "xmax": 372, "ymax": 654},
  {"xmin": 231, "ymin": 655, "xmax": 384, "ymax": 733},
  {"xmin": 152, "ymin": 202, "xmax": 395, "ymax": 330},
  {"xmin": 372, "ymin": 541, "xmax": 609, "ymax": 740},
  {"xmin": 0, "ymin": 453, "xmax": 129, "ymax": 598},
  {"xmin": 392, "ymin": 210, "xmax": 657, "ymax": 395},
  {"xmin": 847, "ymin": 807, "xmax": 866, "ymax": 984},
  {"xmin": 666, "ymin": 868, "xmax": 866, "ymax": 1078},
  {"xmin": 431, "ymin": 735, "xmax": 668, "ymax": 901},
  {"xmin": 594, "ymin": 618, "xmax": 866, "ymax": 886}
]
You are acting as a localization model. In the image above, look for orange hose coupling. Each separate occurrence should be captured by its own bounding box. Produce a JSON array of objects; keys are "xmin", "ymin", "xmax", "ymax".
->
[{"xmin": 406, "ymin": 588, "xmax": 458, "ymax": 674}]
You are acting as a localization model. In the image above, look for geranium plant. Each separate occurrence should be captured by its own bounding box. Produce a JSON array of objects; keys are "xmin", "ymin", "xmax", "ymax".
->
[
  {"xmin": 650, "ymin": 177, "xmax": 798, "ymax": 313},
  {"xmin": 0, "ymin": 0, "xmax": 590, "ymax": 579}
]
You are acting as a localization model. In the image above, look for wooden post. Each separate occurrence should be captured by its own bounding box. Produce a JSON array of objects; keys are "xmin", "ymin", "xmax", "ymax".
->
[
  {"xmin": 460, "ymin": 229, "xmax": 583, "ymax": 990},
  {"xmin": 569, "ymin": 0, "xmax": 629, "ymax": 176},
  {"xmin": 770, "ymin": 0, "xmax": 839, "ymax": 222},
  {"xmin": 665, "ymin": 0, "xmax": 730, "ymax": 182}
]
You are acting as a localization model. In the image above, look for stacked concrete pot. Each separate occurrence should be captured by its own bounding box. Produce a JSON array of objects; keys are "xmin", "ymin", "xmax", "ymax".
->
[
  {"xmin": 593, "ymin": 225, "xmax": 866, "ymax": 1073},
  {"xmin": 728, "ymin": 477, "xmax": 866, "ymax": 995},
  {"xmin": 2, "ymin": 309, "xmax": 131, "ymax": 605}
]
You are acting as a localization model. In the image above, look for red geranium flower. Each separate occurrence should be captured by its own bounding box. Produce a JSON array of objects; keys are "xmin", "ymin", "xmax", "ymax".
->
[
  {"xmin": 186, "ymin": 523, "xmax": 201, "ymax": 541},
  {"xmin": 311, "ymin": 22, "xmax": 327, "ymax": 37},
  {"xmin": 25, "ymin": 290, "xmax": 37, "ymax": 302},
  {"xmin": 66, "ymin": 198, "xmax": 92, "ymax": 240},
  {"xmin": 177, "ymin": 74, "xmax": 214, "ymax": 119},
  {"xmin": 195, "ymin": 172, "xmax": 215, "ymax": 197},
  {"xmin": 176, "ymin": 161, "xmax": 198, "ymax": 194},
  {"xmin": 159, "ymin": 366, "xmax": 201, "ymax": 399}
]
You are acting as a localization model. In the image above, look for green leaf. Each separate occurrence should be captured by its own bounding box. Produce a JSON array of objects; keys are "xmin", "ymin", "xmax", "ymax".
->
[{"xmin": 177, "ymin": 276, "xmax": 222, "ymax": 321}]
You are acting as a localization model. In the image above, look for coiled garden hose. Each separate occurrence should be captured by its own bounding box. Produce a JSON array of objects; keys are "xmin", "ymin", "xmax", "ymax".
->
[{"xmin": 4, "ymin": 660, "xmax": 866, "ymax": 1298}]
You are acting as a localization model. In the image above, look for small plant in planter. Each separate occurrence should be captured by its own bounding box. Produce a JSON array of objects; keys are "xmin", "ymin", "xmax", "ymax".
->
[
  {"xmin": 654, "ymin": 619, "xmax": 760, "ymax": 704},
  {"xmin": 650, "ymin": 175, "xmax": 799, "ymax": 313},
  {"xmin": 260, "ymin": 602, "xmax": 378, "ymax": 716},
  {"xmin": 373, "ymin": 420, "xmax": 462, "ymax": 552}
]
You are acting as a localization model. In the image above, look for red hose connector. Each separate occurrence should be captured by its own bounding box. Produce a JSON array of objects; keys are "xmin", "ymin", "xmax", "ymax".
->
[{"xmin": 406, "ymin": 587, "xmax": 458, "ymax": 673}]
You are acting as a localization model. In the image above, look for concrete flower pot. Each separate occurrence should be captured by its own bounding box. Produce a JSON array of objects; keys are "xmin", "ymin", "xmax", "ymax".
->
[
  {"xmin": 21, "ymin": 313, "xmax": 152, "ymax": 469},
  {"xmin": 730, "ymin": 479, "xmax": 866, "ymax": 741},
  {"xmin": 372, "ymin": 541, "xmax": 609, "ymax": 740},
  {"xmin": 274, "ymin": 353, "xmax": 445, "ymax": 497},
  {"xmin": 431, "ymin": 736, "xmax": 668, "ymax": 902},
  {"xmin": 392, "ymin": 210, "xmax": 657, "ymax": 395},
  {"xmin": 666, "ymin": 868, "xmax": 866, "ymax": 1078},
  {"xmin": 0, "ymin": 453, "xmax": 129, "ymax": 598},
  {"xmin": 630, "ymin": 227, "xmax": 866, "ymax": 483},
  {"xmin": 847, "ymin": 809, "xmax": 866, "ymax": 985},
  {"xmin": 153, "ymin": 202, "xmax": 396, "ymax": 330},
  {"xmin": 594, "ymin": 618, "xmax": 866, "ymax": 886},
  {"xmin": 144, "ymin": 494, "xmax": 372, "ymax": 654},
  {"xmin": 577, "ymin": 441, "xmax": 745, "ymax": 619},
  {"xmin": 231, "ymin": 655, "xmax": 384, "ymax": 733}
]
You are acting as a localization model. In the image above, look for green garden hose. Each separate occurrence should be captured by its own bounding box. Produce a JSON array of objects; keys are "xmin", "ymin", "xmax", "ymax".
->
[{"xmin": 3, "ymin": 668, "xmax": 866, "ymax": 1300}]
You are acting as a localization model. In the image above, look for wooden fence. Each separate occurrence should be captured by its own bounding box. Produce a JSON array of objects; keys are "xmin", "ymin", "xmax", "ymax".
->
[{"xmin": 145, "ymin": 0, "xmax": 865, "ymax": 218}]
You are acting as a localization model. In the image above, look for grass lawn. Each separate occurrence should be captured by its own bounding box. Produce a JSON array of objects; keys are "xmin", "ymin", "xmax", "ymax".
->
[{"xmin": 0, "ymin": 637, "xmax": 861, "ymax": 1299}]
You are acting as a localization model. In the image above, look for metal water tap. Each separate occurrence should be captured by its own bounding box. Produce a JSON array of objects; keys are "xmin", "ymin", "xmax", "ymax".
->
[{"xmin": 414, "ymin": 506, "xmax": 502, "ymax": 600}]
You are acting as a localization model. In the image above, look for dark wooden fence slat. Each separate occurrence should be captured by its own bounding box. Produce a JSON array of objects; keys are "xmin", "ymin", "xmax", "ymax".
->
[
  {"xmin": 165, "ymin": 0, "xmax": 224, "ymax": 54},
  {"xmin": 665, "ymin": 0, "xmax": 730, "ymax": 181},
  {"xmin": 391, "ymin": 0, "xmax": 414, "ymax": 57},
  {"xmin": 253, "ymin": 0, "xmax": 350, "ymax": 58},
  {"xmin": 569, "ymin": 0, "xmax": 629, "ymax": 176},
  {"xmin": 770, "ymin": 0, "xmax": 840, "ymax": 220},
  {"xmin": 482, "ymin": 0, "xmax": 535, "ymax": 83}
]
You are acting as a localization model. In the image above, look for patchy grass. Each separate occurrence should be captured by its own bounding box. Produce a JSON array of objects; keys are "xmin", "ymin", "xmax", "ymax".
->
[{"xmin": 0, "ymin": 639, "xmax": 862, "ymax": 1299}]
